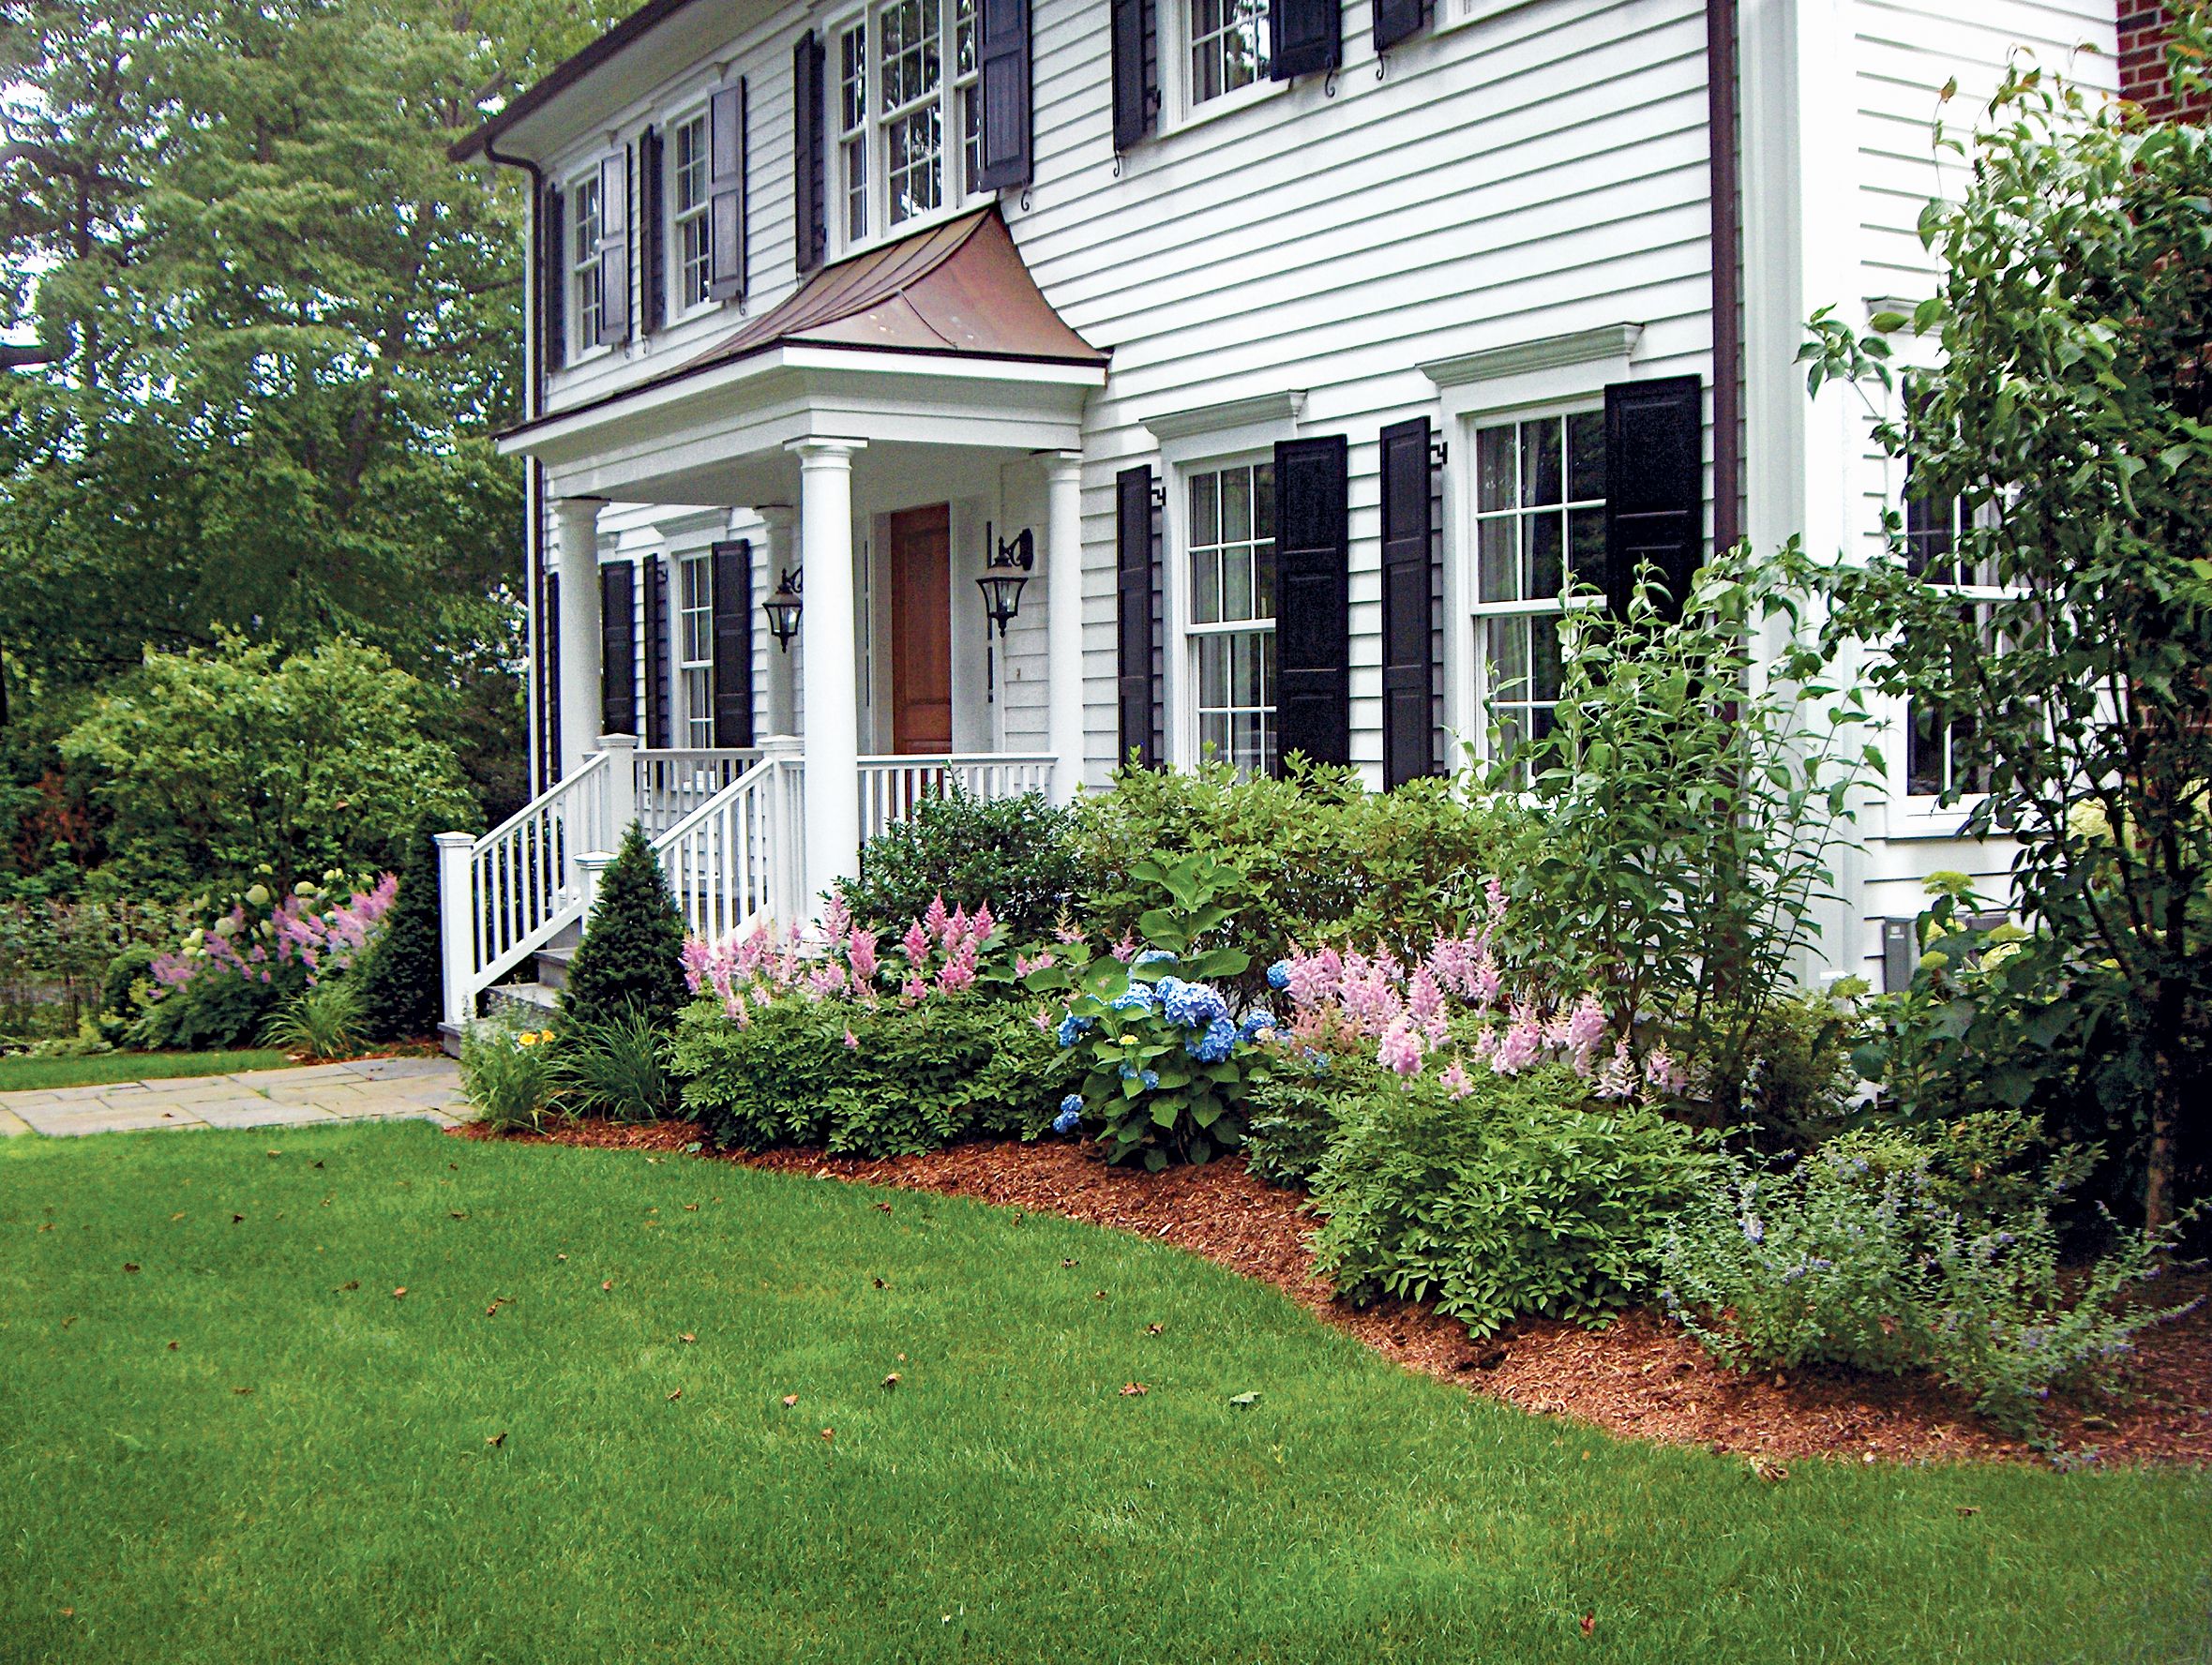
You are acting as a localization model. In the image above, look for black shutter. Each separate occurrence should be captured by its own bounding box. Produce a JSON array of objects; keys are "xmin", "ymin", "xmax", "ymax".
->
[
  {"xmin": 639, "ymin": 127, "xmax": 666, "ymax": 337},
  {"xmin": 1373, "ymin": 0, "xmax": 1428, "ymax": 52},
  {"xmin": 1116, "ymin": 465, "xmax": 1156, "ymax": 769},
  {"xmin": 711, "ymin": 540, "xmax": 754, "ymax": 746},
  {"xmin": 975, "ymin": 0, "xmax": 1032, "ymax": 189},
  {"xmin": 1272, "ymin": 435, "xmax": 1351, "ymax": 772},
  {"xmin": 541, "ymin": 183, "xmax": 567, "ymax": 370},
  {"xmin": 541, "ymin": 567, "xmax": 562, "ymax": 785},
  {"xmin": 1603, "ymin": 376, "xmax": 1706, "ymax": 620},
  {"xmin": 1110, "ymin": 0, "xmax": 1155, "ymax": 153},
  {"xmin": 644, "ymin": 554, "xmax": 672, "ymax": 749},
  {"xmin": 596, "ymin": 148, "xmax": 630, "ymax": 345},
  {"xmin": 793, "ymin": 31, "xmax": 827, "ymax": 276},
  {"xmin": 600, "ymin": 560, "xmax": 637, "ymax": 738},
  {"xmin": 1379, "ymin": 417, "xmax": 1437, "ymax": 788},
  {"xmin": 709, "ymin": 81, "xmax": 748, "ymax": 302},
  {"xmin": 1269, "ymin": 0, "xmax": 1342, "ymax": 81}
]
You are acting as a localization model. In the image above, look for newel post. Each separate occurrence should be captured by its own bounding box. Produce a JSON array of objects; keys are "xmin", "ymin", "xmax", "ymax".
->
[{"xmin": 434, "ymin": 832, "xmax": 476, "ymax": 1034}]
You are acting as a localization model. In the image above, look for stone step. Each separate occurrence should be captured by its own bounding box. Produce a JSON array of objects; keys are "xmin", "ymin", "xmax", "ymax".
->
[
  {"xmin": 485, "ymin": 982, "xmax": 561, "ymax": 1024},
  {"xmin": 534, "ymin": 944, "xmax": 574, "ymax": 990}
]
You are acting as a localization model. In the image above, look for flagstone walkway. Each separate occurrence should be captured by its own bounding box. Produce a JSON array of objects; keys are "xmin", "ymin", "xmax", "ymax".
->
[{"xmin": 0, "ymin": 1056, "xmax": 466, "ymax": 1138}]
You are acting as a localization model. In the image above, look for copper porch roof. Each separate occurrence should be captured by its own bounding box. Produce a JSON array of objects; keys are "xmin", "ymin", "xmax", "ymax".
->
[{"xmin": 683, "ymin": 207, "xmax": 1106, "ymax": 373}]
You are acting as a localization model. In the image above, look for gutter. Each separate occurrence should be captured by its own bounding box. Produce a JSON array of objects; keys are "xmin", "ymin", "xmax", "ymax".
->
[{"xmin": 1708, "ymin": 0, "xmax": 1743, "ymax": 553}]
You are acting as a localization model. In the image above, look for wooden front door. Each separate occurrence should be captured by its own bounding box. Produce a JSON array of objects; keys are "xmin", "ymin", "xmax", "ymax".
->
[{"xmin": 887, "ymin": 504, "xmax": 953, "ymax": 754}]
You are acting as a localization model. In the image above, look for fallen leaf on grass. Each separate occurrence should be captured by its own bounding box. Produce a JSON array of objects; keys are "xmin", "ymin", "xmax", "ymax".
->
[
  {"xmin": 61, "ymin": 1316, "xmax": 76, "ymax": 1328},
  {"xmin": 1579, "ymin": 1613, "xmax": 1596, "ymax": 1639},
  {"xmin": 486, "ymin": 1299, "xmax": 510, "ymax": 1317},
  {"xmin": 820, "ymin": 1427, "xmax": 835, "ymax": 1442},
  {"xmin": 335, "ymin": 1281, "xmax": 358, "ymax": 1292},
  {"xmin": 1749, "ymin": 1455, "xmax": 1788, "ymax": 1483},
  {"xmin": 781, "ymin": 1394, "xmax": 799, "ymax": 1408},
  {"xmin": 1146, "ymin": 1323, "xmax": 1164, "ymax": 1336},
  {"xmin": 875, "ymin": 1202, "xmax": 893, "ymax": 1213},
  {"xmin": 391, "ymin": 1287, "xmax": 407, "ymax": 1299},
  {"xmin": 166, "ymin": 1341, "xmax": 178, "ymax": 1351},
  {"xmin": 265, "ymin": 1149, "xmax": 280, "ymax": 1159},
  {"xmin": 666, "ymin": 1389, "xmax": 683, "ymax": 1402},
  {"xmin": 1955, "ymin": 1505, "xmax": 1979, "ymax": 1518},
  {"xmin": 38, "ymin": 1223, "xmax": 53, "ymax": 1233},
  {"xmin": 882, "ymin": 1373, "xmax": 901, "ymax": 1389},
  {"xmin": 231, "ymin": 1214, "xmax": 245, "ymax": 1224},
  {"xmin": 1093, "ymin": 1290, "xmax": 1106, "ymax": 1300},
  {"xmin": 679, "ymin": 1333, "xmax": 696, "ymax": 1343},
  {"xmin": 486, "ymin": 1431, "xmax": 506, "ymax": 1448},
  {"xmin": 449, "ymin": 1211, "xmax": 469, "ymax": 1221},
  {"xmin": 1228, "ymin": 1391, "xmax": 1259, "ymax": 1407},
  {"xmin": 233, "ymin": 1387, "xmax": 254, "ymax": 1396},
  {"xmin": 557, "ymin": 1252, "xmax": 567, "ymax": 1261},
  {"xmin": 601, "ymin": 1280, "xmax": 613, "ymax": 1292},
  {"xmin": 684, "ymin": 1203, "xmax": 699, "ymax": 1212},
  {"xmin": 123, "ymin": 1263, "xmax": 139, "ymax": 1273},
  {"xmin": 1061, "ymin": 1258, "xmax": 1076, "ymax": 1268},
  {"xmin": 1119, "ymin": 1382, "xmax": 1148, "ymax": 1397},
  {"xmin": 171, "ymin": 1212, "xmax": 185, "ymax": 1221}
]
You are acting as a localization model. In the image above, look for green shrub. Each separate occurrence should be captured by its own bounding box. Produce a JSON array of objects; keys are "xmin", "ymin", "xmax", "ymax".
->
[
  {"xmin": 1732, "ymin": 984, "xmax": 1866, "ymax": 1148},
  {"xmin": 459, "ymin": 1016, "xmax": 561, "ymax": 1132},
  {"xmin": 101, "ymin": 943, "xmax": 161, "ymax": 1028},
  {"xmin": 561, "ymin": 822, "xmax": 689, "ymax": 1032},
  {"xmin": 354, "ymin": 824, "xmax": 456, "ymax": 1042},
  {"xmin": 1656, "ymin": 1140, "xmax": 2194, "ymax": 1438},
  {"xmin": 128, "ymin": 963, "xmax": 288, "ymax": 1051},
  {"xmin": 261, "ymin": 979, "xmax": 368, "ymax": 1059},
  {"xmin": 559, "ymin": 1008, "xmax": 676, "ymax": 1122},
  {"xmin": 1070, "ymin": 759, "xmax": 1509, "ymax": 968},
  {"xmin": 57, "ymin": 635, "xmax": 476, "ymax": 902},
  {"xmin": 1243, "ymin": 1068, "xmax": 1361, "ymax": 1189},
  {"xmin": 672, "ymin": 995, "xmax": 1079, "ymax": 1157},
  {"xmin": 1308, "ymin": 1066, "xmax": 1717, "ymax": 1337},
  {"xmin": 840, "ymin": 788, "xmax": 1079, "ymax": 940}
]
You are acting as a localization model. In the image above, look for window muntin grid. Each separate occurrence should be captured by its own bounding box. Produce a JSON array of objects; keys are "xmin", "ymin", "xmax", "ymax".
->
[
  {"xmin": 1187, "ymin": 460, "xmax": 1276, "ymax": 777},
  {"xmin": 839, "ymin": 22, "xmax": 869, "ymax": 242},
  {"xmin": 570, "ymin": 173, "xmax": 603, "ymax": 352},
  {"xmin": 672, "ymin": 113, "xmax": 712, "ymax": 311},
  {"xmin": 679, "ymin": 554, "xmax": 715, "ymax": 749},
  {"xmin": 878, "ymin": 0, "xmax": 942, "ymax": 226},
  {"xmin": 1189, "ymin": 0, "xmax": 1269, "ymax": 105}
]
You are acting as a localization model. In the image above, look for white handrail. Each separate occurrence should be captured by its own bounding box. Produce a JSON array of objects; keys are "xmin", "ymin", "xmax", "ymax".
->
[
  {"xmin": 655, "ymin": 756, "xmax": 805, "ymax": 940},
  {"xmin": 856, "ymin": 753, "xmax": 1055, "ymax": 845},
  {"xmin": 635, "ymin": 747, "xmax": 762, "ymax": 838},
  {"xmin": 459, "ymin": 750, "xmax": 617, "ymax": 1000}
]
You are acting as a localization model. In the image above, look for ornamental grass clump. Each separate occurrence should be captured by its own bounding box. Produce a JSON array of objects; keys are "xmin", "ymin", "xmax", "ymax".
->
[{"xmin": 459, "ymin": 1018, "xmax": 562, "ymax": 1132}]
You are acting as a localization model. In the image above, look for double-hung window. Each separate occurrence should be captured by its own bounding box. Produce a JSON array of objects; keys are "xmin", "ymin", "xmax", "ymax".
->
[
  {"xmin": 671, "ymin": 112, "xmax": 713, "ymax": 313},
  {"xmin": 1187, "ymin": 459, "xmax": 1276, "ymax": 776},
  {"xmin": 1188, "ymin": 0, "xmax": 1270, "ymax": 105},
  {"xmin": 1900, "ymin": 481, "xmax": 2004, "ymax": 801},
  {"xmin": 832, "ymin": 0, "xmax": 989, "ymax": 252},
  {"xmin": 1470, "ymin": 410, "xmax": 1607, "ymax": 770},
  {"xmin": 570, "ymin": 172, "xmax": 603, "ymax": 353},
  {"xmin": 678, "ymin": 554, "xmax": 715, "ymax": 748}
]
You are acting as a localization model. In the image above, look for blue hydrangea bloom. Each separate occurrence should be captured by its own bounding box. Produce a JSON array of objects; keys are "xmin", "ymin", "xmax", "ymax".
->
[
  {"xmin": 1061, "ymin": 1093, "xmax": 1084, "ymax": 1115},
  {"xmin": 1239, "ymin": 1009, "xmax": 1277, "ymax": 1041},
  {"xmin": 1141, "ymin": 1069, "xmax": 1160, "ymax": 1089},
  {"xmin": 1302, "ymin": 1046, "xmax": 1332, "ymax": 1075},
  {"xmin": 1056, "ymin": 1012, "xmax": 1094, "ymax": 1049},
  {"xmin": 1108, "ymin": 985, "xmax": 1156, "ymax": 1013},
  {"xmin": 1266, "ymin": 960, "xmax": 1292, "ymax": 991},
  {"xmin": 1052, "ymin": 1097, "xmax": 1084, "ymax": 1135},
  {"xmin": 1134, "ymin": 949, "xmax": 1178, "ymax": 968},
  {"xmin": 1162, "ymin": 979, "xmax": 1228, "ymax": 1029},
  {"xmin": 1119, "ymin": 1061, "xmax": 1138, "ymax": 1081},
  {"xmin": 1185, "ymin": 1015, "xmax": 1238, "ymax": 1064}
]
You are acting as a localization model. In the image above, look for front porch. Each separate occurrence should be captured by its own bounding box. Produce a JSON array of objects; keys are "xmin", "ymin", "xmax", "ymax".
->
[{"xmin": 436, "ymin": 211, "xmax": 1106, "ymax": 1031}]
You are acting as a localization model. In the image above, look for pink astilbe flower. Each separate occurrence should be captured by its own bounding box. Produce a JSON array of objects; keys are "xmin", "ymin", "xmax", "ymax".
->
[
  {"xmin": 1377, "ymin": 1015, "xmax": 1425, "ymax": 1076},
  {"xmin": 970, "ymin": 901, "xmax": 995, "ymax": 945},
  {"xmin": 1491, "ymin": 1003, "xmax": 1544, "ymax": 1074},
  {"xmin": 1594, "ymin": 1037, "xmax": 1637, "ymax": 1100},
  {"xmin": 1286, "ymin": 948, "xmax": 1340, "ymax": 1012},
  {"xmin": 901, "ymin": 975, "xmax": 928, "ymax": 1004},
  {"xmin": 844, "ymin": 1028, "xmax": 860, "ymax": 1050},
  {"xmin": 1438, "ymin": 1059, "xmax": 1474, "ymax": 1099},
  {"xmin": 821, "ymin": 891, "xmax": 852, "ymax": 944},
  {"xmin": 1469, "ymin": 952, "xmax": 1502, "ymax": 1011},
  {"xmin": 1484, "ymin": 874, "xmax": 1507, "ymax": 926},
  {"xmin": 945, "ymin": 904, "xmax": 970, "ymax": 948},
  {"xmin": 1644, "ymin": 1044, "xmax": 1687, "ymax": 1097},
  {"xmin": 901, "ymin": 919, "xmax": 932, "ymax": 968},
  {"xmin": 806, "ymin": 961, "xmax": 849, "ymax": 1000},
  {"xmin": 1053, "ymin": 918, "xmax": 1086, "ymax": 945},
  {"xmin": 1559, "ymin": 991, "xmax": 1609, "ymax": 1076},
  {"xmin": 1031, "ymin": 1006, "xmax": 1054, "ymax": 1032},
  {"xmin": 1110, "ymin": 929, "xmax": 1139, "ymax": 964},
  {"xmin": 724, "ymin": 988, "xmax": 750, "ymax": 1028},
  {"xmin": 925, "ymin": 892, "xmax": 950, "ymax": 942},
  {"xmin": 936, "ymin": 938, "xmax": 979, "ymax": 994},
  {"xmin": 1015, "ymin": 950, "xmax": 1057, "ymax": 978},
  {"xmin": 847, "ymin": 927, "xmax": 879, "ymax": 986},
  {"xmin": 1425, "ymin": 932, "xmax": 1473, "ymax": 998},
  {"xmin": 682, "ymin": 937, "xmax": 712, "ymax": 995},
  {"xmin": 1407, "ymin": 966, "xmax": 1449, "ymax": 1044}
]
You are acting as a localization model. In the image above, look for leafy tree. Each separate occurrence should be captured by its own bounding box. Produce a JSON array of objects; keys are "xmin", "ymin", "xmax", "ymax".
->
[
  {"xmin": 355, "ymin": 819, "xmax": 471, "ymax": 1041},
  {"xmin": 59, "ymin": 635, "xmax": 477, "ymax": 898},
  {"xmin": 561, "ymin": 821, "xmax": 690, "ymax": 1033},
  {"xmin": 1798, "ymin": 11, "xmax": 2212, "ymax": 1225},
  {"xmin": 0, "ymin": 0, "xmax": 635, "ymax": 877}
]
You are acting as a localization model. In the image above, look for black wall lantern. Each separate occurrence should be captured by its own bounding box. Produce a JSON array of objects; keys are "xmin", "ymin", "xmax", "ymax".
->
[
  {"xmin": 977, "ymin": 525, "xmax": 1034, "ymax": 703},
  {"xmin": 761, "ymin": 565, "xmax": 803, "ymax": 651}
]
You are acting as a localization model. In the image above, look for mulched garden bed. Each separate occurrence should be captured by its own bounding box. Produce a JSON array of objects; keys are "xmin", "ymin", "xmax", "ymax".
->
[{"xmin": 459, "ymin": 1117, "xmax": 2212, "ymax": 1468}]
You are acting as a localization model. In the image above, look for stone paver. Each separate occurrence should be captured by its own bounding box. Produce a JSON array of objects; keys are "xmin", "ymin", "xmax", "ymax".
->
[{"xmin": 0, "ymin": 1057, "xmax": 466, "ymax": 1137}]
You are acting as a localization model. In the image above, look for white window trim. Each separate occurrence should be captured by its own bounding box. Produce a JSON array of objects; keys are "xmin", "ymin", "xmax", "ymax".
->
[
  {"xmin": 1159, "ymin": 0, "xmax": 1283, "ymax": 136},
  {"xmin": 676, "ymin": 548, "xmax": 716, "ymax": 747},
  {"xmin": 665, "ymin": 99, "xmax": 716, "ymax": 324},
  {"xmin": 825, "ymin": 0, "xmax": 999, "ymax": 263},
  {"xmin": 1163, "ymin": 446, "xmax": 1284, "ymax": 772},
  {"xmin": 1425, "ymin": 330, "xmax": 1640, "ymax": 764},
  {"xmin": 1436, "ymin": 0, "xmax": 1550, "ymax": 33},
  {"xmin": 564, "ymin": 163, "xmax": 611, "ymax": 367}
]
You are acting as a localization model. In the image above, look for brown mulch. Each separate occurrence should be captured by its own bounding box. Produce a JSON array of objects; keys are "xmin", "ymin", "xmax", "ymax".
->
[{"xmin": 458, "ymin": 1117, "xmax": 2212, "ymax": 1467}]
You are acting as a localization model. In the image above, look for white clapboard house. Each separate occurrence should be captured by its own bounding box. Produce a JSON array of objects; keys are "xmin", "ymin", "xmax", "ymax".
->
[{"xmin": 435, "ymin": 0, "xmax": 2121, "ymax": 1032}]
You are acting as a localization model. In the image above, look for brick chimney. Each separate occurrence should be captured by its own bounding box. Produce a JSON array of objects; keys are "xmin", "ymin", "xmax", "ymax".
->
[{"xmin": 2119, "ymin": 6, "xmax": 2209, "ymax": 121}]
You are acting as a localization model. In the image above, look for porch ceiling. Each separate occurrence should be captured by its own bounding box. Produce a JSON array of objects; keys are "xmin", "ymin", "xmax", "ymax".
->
[{"xmin": 500, "ymin": 209, "xmax": 1106, "ymax": 508}]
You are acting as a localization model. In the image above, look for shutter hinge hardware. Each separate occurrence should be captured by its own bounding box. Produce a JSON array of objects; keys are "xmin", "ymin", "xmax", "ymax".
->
[
  {"xmin": 1149, "ymin": 479, "xmax": 1166, "ymax": 512},
  {"xmin": 1377, "ymin": 52, "xmax": 1389, "ymax": 82},
  {"xmin": 1324, "ymin": 68, "xmax": 1339, "ymax": 98},
  {"xmin": 1430, "ymin": 437, "xmax": 1449, "ymax": 470}
]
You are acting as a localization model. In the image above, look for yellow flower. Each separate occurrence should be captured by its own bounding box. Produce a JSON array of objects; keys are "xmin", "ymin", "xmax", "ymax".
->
[
  {"xmin": 518, "ymin": 1032, "xmax": 538, "ymax": 1047},
  {"xmin": 538, "ymin": 1030, "xmax": 555, "ymax": 1043},
  {"xmin": 1120, "ymin": 1033, "xmax": 1138, "ymax": 1045}
]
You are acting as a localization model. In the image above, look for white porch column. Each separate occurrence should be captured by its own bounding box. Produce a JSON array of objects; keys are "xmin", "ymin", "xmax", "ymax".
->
[
  {"xmin": 553, "ymin": 497, "xmax": 605, "ymax": 780},
  {"xmin": 757, "ymin": 503, "xmax": 800, "ymax": 738},
  {"xmin": 789, "ymin": 439, "xmax": 865, "ymax": 918},
  {"xmin": 1043, "ymin": 451, "xmax": 1086, "ymax": 805}
]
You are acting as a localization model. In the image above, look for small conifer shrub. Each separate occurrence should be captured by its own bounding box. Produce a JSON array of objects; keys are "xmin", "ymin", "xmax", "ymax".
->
[{"xmin": 561, "ymin": 821, "xmax": 689, "ymax": 1031}]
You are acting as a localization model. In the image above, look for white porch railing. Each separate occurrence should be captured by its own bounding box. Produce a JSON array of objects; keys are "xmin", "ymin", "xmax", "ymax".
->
[
  {"xmin": 856, "ymin": 753, "xmax": 1056, "ymax": 847},
  {"xmin": 439, "ymin": 749, "xmax": 617, "ymax": 1012},
  {"xmin": 635, "ymin": 748, "xmax": 761, "ymax": 838},
  {"xmin": 657, "ymin": 755, "xmax": 805, "ymax": 942}
]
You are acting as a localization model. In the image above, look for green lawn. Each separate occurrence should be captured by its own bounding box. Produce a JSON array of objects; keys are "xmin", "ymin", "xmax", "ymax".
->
[
  {"xmin": 2, "ymin": 1124, "xmax": 2205, "ymax": 1664},
  {"xmin": 0, "ymin": 1048, "xmax": 293, "ymax": 1093}
]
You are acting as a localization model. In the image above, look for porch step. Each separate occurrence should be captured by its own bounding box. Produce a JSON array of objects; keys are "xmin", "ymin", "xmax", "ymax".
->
[
  {"xmin": 486, "ymin": 982, "xmax": 563, "ymax": 1024},
  {"xmin": 534, "ymin": 945, "xmax": 575, "ymax": 991}
]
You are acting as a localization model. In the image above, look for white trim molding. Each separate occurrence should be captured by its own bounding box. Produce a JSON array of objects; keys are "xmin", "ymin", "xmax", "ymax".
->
[
  {"xmin": 1418, "ymin": 323, "xmax": 1644, "ymax": 389},
  {"xmin": 1139, "ymin": 389, "xmax": 1307, "ymax": 443}
]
